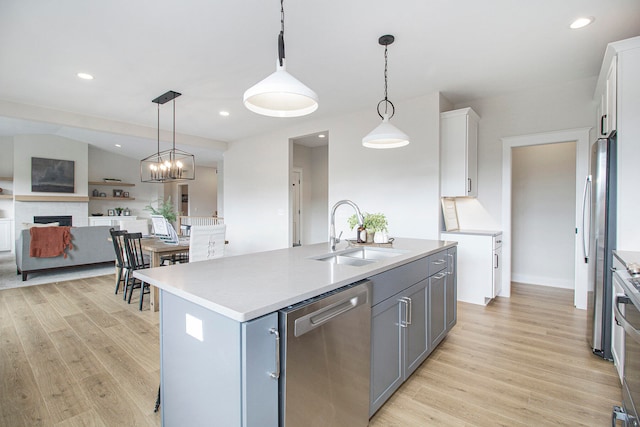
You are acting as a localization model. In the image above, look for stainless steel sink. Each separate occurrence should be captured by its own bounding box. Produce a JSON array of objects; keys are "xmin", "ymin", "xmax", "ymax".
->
[{"xmin": 312, "ymin": 247, "xmax": 407, "ymax": 266}]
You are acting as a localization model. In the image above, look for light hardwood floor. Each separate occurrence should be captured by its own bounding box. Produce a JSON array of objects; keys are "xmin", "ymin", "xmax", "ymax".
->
[{"xmin": 1, "ymin": 277, "xmax": 621, "ymax": 426}]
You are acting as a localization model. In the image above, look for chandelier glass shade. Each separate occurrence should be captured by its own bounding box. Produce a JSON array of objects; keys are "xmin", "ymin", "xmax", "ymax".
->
[
  {"xmin": 243, "ymin": 0, "xmax": 318, "ymax": 117},
  {"xmin": 362, "ymin": 35, "xmax": 410, "ymax": 149},
  {"xmin": 141, "ymin": 90, "xmax": 195, "ymax": 183}
]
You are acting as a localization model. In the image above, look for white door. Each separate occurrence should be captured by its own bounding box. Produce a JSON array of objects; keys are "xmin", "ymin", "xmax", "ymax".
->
[{"xmin": 291, "ymin": 170, "xmax": 301, "ymax": 246}]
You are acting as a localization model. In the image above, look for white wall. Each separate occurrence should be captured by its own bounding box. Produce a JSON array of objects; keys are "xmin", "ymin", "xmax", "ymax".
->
[
  {"xmin": 167, "ymin": 165, "xmax": 218, "ymax": 218},
  {"xmin": 512, "ymin": 142, "xmax": 576, "ymax": 288},
  {"xmin": 88, "ymin": 146, "xmax": 163, "ymax": 218},
  {"xmin": 13, "ymin": 135, "xmax": 89, "ymax": 232},
  {"xmin": 224, "ymin": 93, "xmax": 442, "ymax": 255},
  {"xmin": 0, "ymin": 136, "xmax": 14, "ymax": 218},
  {"xmin": 457, "ymin": 77, "xmax": 597, "ymax": 226}
]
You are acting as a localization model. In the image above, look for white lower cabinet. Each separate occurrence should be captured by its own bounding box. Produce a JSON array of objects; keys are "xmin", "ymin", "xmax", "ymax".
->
[
  {"xmin": 0, "ymin": 219, "xmax": 12, "ymax": 252},
  {"xmin": 612, "ymin": 257, "xmax": 625, "ymax": 383},
  {"xmin": 442, "ymin": 231, "xmax": 502, "ymax": 305}
]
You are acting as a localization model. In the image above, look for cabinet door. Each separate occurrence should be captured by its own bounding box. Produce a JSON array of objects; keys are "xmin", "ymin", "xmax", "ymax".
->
[
  {"xmin": 446, "ymin": 247, "xmax": 457, "ymax": 330},
  {"xmin": 429, "ymin": 272, "xmax": 447, "ymax": 350},
  {"xmin": 612, "ymin": 271, "xmax": 625, "ymax": 383},
  {"xmin": 440, "ymin": 108, "xmax": 479, "ymax": 197},
  {"xmin": 241, "ymin": 313, "xmax": 279, "ymax": 427},
  {"xmin": 0, "ymin": 221, "xmax": 11, "ymax": 251},
  {"xmin": 492, "ymin": 244, "xmax": 502, "ymax": 298},
  {"xmin": 370, "ymin": 295, "xmax": 403, "ymax": 416},
  {"xmin": 404, "ymin": 279, "xmax": 429, "ymax": 378},
  {"xmin": 604, "ymin": 58, "xmax": 617, "ymax": 136}
]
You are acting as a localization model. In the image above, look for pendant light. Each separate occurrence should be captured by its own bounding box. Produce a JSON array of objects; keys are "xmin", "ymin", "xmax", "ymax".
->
[
  {"xmin": 362, "ymin": 35, "xmax": 410, "ymax": 149},
  {"xmin": 243, "ymin": 0, "xmax": 318, "ymax": 117},
  {"xmin": 141, "ymin": 90, "xmax": 196, "ymax": 183}
]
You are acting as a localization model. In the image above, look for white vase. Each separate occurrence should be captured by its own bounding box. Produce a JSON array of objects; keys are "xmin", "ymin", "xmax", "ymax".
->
[{"xmin": 374, "ymin": 231, "xmax": 388, "ymax": 244}]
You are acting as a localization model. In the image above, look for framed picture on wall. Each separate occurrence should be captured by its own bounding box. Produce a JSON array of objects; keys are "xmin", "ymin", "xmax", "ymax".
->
[
  {"xmin": 123, "ymin": 191, "xmax": 129, "ymax": 198},
  {"xmin": 107, "ymin": 209, "xmax": 115, "ymax": 216},
  {"xmin": 113, "ymin": 189, "xmax": 123, "ymax": 197},
  {"xmin": 31, "ymin": 157, "xmax": 75, "ymax": 193}
]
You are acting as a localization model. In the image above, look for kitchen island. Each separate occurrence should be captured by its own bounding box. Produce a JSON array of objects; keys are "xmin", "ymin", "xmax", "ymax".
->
[{"xmin": 135, "ymin": 238, "xmax": 457, "ymax": 426}]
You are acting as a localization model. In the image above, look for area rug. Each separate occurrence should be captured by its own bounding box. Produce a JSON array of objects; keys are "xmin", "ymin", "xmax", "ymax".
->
[{"xmin": 0, "ymin": 252, "xmax": 115, "ymax": 290}]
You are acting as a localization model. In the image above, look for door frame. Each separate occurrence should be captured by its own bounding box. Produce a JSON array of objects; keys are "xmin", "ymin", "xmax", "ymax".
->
[{"xmin": 501, "ymin": 127, "xmax": 591, "ymax": 308}]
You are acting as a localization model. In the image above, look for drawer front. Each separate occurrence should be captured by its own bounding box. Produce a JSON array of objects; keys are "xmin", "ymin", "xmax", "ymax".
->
[
  {"xmin": 370, "ymin": 257, "xmax": 429, "ymax": 306},
  {"xmin": 428, "ymin": 251, "xmax": 448, "ymax": 276}
]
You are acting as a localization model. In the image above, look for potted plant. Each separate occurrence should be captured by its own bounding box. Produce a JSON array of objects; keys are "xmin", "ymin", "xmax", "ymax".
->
[
  {"xmin": 114, "ymin": 207, "xmax": 123, "ymax": 216},
  {"xmin": 144, "ymin": 196, "xmax": 177, "ymax": 222},
  {"xmin": 348, "ymin": 212, "xmax": 388, "ymax": 243}
]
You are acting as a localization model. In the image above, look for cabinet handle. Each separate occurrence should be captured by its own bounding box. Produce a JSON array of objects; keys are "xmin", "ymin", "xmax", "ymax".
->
[
  {"xmin": 494, "ymin": 254, "xmax": 499, "ymax": 269},
  {"xmin": 433, "ymin": 259, "xmax": 446, "ymax": 265},
  {"xmin": 399, "ymin": 297, "xmax": 411, "ymax": 328},
  {"xmin": 269, "ymin": 328, "xmax": 280, "ymax": 379},
  {"xmin": 601, "ymin": 114, "xmax": 607, "ymax": 136},
  {"xmin": 433, "ymin": 272, "xmax": 447, "ymax": 280},
  {"xmin": 468, "ymin": 178, "xmax": 472, "ymax": 193},
  {"xmin": 447, "ymin": 253, "xmax": 454, "ymax": 275}
]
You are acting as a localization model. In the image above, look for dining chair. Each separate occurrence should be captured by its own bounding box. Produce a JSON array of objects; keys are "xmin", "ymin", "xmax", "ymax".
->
[
  {"xmin": 109, "ymin": 228, "xmax": 129, "ymax": 295},
  {"xmin": 123, "ymin": 232, "xmax": 151, "ymax": 310},
  {"xmin": 188, "ymin": 224, "xmax": 226, "ymax": 262}
]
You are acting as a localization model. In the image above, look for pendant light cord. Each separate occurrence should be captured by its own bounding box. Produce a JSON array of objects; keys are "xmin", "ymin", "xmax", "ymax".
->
[
  {"xmin": 278, "ymin": 0, "xmax": 285, "ymax": 66},
  {"xmin": 383, "ymin": 44, "xmax": 389, "ymax": 115},
  {"xmin": 156, "ymin": 103, "xmax": 160, "ymax": 163}
]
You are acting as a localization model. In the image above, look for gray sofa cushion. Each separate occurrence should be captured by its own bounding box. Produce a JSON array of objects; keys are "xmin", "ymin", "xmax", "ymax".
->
[{"xmin": 16, "ymin": 226, "xmax": 116, "ymax": 280}]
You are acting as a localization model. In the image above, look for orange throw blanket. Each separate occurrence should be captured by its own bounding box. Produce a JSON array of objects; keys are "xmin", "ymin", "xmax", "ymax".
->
[{"xmin": 29, "ymin": 226, "xmax": 73, "ymax": 258}]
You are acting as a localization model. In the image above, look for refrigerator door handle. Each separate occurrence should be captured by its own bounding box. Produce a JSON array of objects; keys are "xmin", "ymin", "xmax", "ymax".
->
[{"xmin": 581, "ymin": 174, "xmax": 592, "ymax": 263}]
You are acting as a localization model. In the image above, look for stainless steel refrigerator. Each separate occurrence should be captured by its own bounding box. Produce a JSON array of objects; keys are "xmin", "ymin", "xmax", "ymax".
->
[{"xmin": 584, "ymin": 131, "xmax": 616, "ymax": 360}]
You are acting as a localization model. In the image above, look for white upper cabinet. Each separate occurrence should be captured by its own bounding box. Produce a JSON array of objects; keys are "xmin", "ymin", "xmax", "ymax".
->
[
  {"xmin": 597, "ymin": 58, "xmax": 617, "ymax": 137},
  {"xmin": 440, "ymin": 107, "xmax": 480, "ymax": 197}
]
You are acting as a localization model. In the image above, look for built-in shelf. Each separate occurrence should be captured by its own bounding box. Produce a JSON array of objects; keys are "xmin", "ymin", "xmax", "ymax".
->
[
  {"xmin": 14, "ymin": 195, "xmax": 90, "ymax": 202},
  {"xmin": 89, "ymin": 181, "xmax": 135, "ymax": 187},
  {"xmin": 0, "ymin": 177, "xmax": 13, "ymax": 182},
  {"xmin": 89, "ymin": 197, "xmax": 136, "ymax": 201}
]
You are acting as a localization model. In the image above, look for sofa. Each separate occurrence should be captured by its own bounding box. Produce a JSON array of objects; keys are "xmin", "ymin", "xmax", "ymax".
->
[{"xmin": 16, "ymin": 225, "xmax": 116, "ymax": 281}]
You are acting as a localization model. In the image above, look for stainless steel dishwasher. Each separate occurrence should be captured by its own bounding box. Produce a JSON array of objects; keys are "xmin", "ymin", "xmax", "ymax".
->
[{"xmin": 279, "ymin": 280, "xmax": 371, "ymax": 427}]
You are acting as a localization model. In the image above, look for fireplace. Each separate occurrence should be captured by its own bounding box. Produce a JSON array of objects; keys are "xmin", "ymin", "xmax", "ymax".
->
[{"xmin": 34, "ymin": 215, "xmax": 73, "ymax": 226}]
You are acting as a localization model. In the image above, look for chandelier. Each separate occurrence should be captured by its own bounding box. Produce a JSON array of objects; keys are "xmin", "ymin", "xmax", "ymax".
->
[{"xmin": 141, "ymin": 90, "xmax": 195, "ymax": 183}]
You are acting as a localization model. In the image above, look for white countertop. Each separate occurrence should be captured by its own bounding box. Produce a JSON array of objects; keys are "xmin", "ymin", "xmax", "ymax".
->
[
  {"xmin": 441, "ymin": 229, "xmax": 502, "ymax": 237},
  {"xmin": 134, "ymin": 238, "xmax": 455, "ymax": 322}
]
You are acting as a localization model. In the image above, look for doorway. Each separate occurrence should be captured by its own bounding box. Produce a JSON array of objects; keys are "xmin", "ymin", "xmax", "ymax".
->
[
  {"xmin": 179, "ymin": 184, "xmax": 189, "ymax": 216},
  {"xmin": 290, "ymin": 131, "xmax": 329, "ymax": 246},
  {"xmin": 291, "ymin": 169, "xmax": 302, "ymax": 246},
  {"xmin": 501, "ymin": 128, "xmax": 590, "ymax": 308}
]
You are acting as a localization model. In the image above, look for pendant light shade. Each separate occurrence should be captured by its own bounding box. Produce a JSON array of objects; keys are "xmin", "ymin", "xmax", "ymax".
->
[
  {"xmin": 363, "ymin": 35, "xmax": 410, "ymax": 149},
  {"xmin": 363, "ymin": 113, "xmax": 410, "ymax": 149},
  {"xmin": 243, "ymin": 0, "xmax": 318, "ymax": 117},
  {"xmin": 243, "ymin": 60, "xmax": 318, "ymax": 117},
  {"xmin": 141, "ymin": 90, "xmax": 196, "ymax": 183}
]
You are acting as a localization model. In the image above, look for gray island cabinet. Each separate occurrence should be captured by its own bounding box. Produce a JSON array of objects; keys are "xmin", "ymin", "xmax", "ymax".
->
[
  {"xmin": 369, "ymin": 246, "xmax": 457, "ymax": 416},
  {"xmin": 134, "ymin": 238, "xmax": 457, "ymax": 426}
]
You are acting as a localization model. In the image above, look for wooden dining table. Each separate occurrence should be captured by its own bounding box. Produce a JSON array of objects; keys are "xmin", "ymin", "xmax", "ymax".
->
[{"xmin": 139, "ymin": 238, "xmax": 190, "ymax": 313}]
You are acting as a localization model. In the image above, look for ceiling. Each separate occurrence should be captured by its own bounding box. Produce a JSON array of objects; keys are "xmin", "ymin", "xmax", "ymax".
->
[{"xmin": 1, "ymin": 0, "xmax": 639, "ymax": 167}]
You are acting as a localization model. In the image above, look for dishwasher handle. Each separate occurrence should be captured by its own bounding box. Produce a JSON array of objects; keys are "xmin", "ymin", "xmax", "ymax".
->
[{"xmin": 294, "ymin": 282, "xmax": 370, "ymax": 337}]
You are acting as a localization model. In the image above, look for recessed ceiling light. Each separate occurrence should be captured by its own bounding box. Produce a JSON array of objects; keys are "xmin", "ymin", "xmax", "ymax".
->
[
  {"xmin": 77, "ymin": 72, "xmax": 94, "ymax": 80},
  {"xmin": 570, "ymin": 17, "xmax": 594, "ymax": 29},
  {"xmin": 318, "ymin": 134, "xmax": 326, "ymax": 138},
  {"xmin": 219, "ymin": 111, "xmax": 230, "ymax": 117},
  {"xmin": 115, "ymin": 144, "xmax": 122, "ymax": 148}
]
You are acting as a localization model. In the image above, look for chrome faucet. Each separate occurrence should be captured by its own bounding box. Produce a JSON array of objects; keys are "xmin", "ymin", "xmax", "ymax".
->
[{"xmin": 330, "ymin": 200, "xmax": 364, "ymax": 251}]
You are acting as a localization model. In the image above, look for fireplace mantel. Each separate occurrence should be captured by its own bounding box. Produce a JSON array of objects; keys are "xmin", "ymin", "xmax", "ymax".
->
[{"xmin": 14, "ymin": 195, "xmax": 90, "ymax": 202}]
